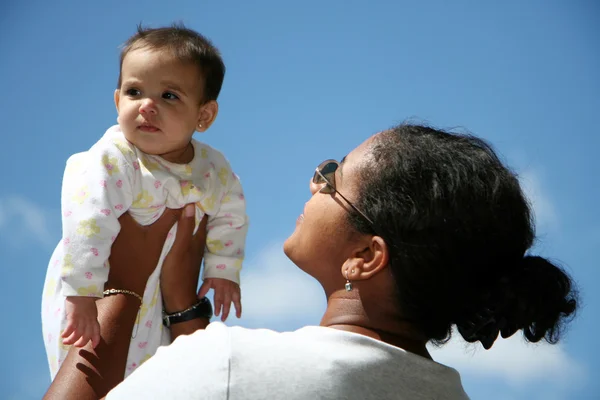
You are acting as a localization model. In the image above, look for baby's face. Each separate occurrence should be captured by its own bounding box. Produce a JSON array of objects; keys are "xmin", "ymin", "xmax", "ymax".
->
[{"xmin": 115, "ymin": 48, "xmax": 205, "ymax": 161}]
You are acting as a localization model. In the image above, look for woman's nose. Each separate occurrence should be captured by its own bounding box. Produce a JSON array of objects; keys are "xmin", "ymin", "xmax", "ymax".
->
[
  {"xmin": 139, "ymin": 99, "xmax": 158, "ymax": 115},
  {"xmin": 309, "ymin": 177, "xmax": 320, "ymax": 195}
]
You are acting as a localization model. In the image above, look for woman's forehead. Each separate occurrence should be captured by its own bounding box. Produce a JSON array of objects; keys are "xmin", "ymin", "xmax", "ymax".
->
[
  {"xmin": 343, "ymin": 133, "xmax": 378, "ymax": 168},
  {"xmin": 337, "ymin": 134, "xmax": 378, "ymax": 190}
]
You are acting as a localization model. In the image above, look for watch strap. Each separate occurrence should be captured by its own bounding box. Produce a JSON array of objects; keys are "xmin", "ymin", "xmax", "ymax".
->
[{"xmin": 163, "ymin": 297, "xmax": 213, "ymax": 327}]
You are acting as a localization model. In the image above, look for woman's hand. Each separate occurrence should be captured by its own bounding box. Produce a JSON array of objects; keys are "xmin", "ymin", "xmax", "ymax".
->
[
  {"xmin": 106, "ymin": 207, "xmax": 182, "ymax": 296},
  {"xmin": 157, "ymin": 204, "xmax": 212, "ymax": 339},
  {"xmin": 160, "ymin": 204, "xmax": 209, "ymax": 313}
]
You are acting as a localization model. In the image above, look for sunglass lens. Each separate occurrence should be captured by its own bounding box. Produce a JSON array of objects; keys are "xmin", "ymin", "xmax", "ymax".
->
[
  {"xmin": 313, "ymin": 161, "xmax": 338, "ymax": 193},
  {"xmin": 320, "ymin": 161, "xmax": 338, "ymax": 179}
]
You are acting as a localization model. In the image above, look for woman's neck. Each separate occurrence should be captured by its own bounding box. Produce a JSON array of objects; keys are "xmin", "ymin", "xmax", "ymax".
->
[{"xmin": 320, "ymin": 294, "xmax": 432, "ymax": 360}]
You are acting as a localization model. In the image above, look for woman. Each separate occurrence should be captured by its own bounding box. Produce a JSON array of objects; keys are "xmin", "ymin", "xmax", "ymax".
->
[{"xmin": 45, "ymin": 123, "xmax": 578, "ymax": 399}]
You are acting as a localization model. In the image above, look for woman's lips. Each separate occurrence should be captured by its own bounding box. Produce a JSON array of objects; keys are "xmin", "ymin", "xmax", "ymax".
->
[{"xmin": 297, "ymin": 204, "xmax": 308, "ymax": 224}]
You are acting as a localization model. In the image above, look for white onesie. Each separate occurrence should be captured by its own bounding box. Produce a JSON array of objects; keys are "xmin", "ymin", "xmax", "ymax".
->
[{"xmin": 41, "ymin": 125, "xmax": 248, "ymax": 379}]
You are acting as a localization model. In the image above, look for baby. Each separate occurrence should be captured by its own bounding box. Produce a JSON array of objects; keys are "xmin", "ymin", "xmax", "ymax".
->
[{"xmin": 41, "ymin": 24, "xmax": 248, "ymax": 379}]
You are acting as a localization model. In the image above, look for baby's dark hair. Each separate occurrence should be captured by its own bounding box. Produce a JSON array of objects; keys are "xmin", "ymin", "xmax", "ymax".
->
[
  {"xmin": 348, "ymin": 123, "xmax": 578, "ymax": 349},
  {"xmin": 117, "ymin": 23, "xmax": 225, "ymax": 102}
]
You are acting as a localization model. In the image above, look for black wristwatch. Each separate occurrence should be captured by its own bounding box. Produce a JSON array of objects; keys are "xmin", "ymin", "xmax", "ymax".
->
[{"xmin": 162, "ymin": 297, "xmax": 213, "ymax": 327}]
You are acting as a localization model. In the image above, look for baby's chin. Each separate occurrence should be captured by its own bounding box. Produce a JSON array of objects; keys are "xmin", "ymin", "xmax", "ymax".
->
[
  {"xmin": 134, "ymin": 142, "xmax": 162, "ymax": 156},
  {"xmin": 121, "ymin": 131, "xmax": 163, "ymax": 156}
]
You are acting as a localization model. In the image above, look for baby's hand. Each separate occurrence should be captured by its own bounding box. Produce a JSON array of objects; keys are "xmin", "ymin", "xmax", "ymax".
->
[
  {"xmin": 62, "ymin": 296, "xmax": 101, "ymax": 348},
  {"xmin": 198, "ymin": 278, "xmax": 241, "ymax": 322}
]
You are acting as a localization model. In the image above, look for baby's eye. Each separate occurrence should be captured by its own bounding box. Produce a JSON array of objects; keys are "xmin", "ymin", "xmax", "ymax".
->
[
  {"xmin": 162, "ymin": 92, "xmax": 179, "ymax": 100},
  {"xmin": 125, "ymin": 88, "xmax": 141, "ymax": 97}
]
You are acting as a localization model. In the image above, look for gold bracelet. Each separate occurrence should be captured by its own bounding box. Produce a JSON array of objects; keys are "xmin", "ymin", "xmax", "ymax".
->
[{"xmin": 103, "ymin": 288, "xmax": 143, "ymax": 303}]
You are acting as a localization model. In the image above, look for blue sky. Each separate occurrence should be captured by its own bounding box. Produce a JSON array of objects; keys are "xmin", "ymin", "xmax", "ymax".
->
[{"xmin": 1, "ymin": 1, "xmax": 598, "ymax": 398}]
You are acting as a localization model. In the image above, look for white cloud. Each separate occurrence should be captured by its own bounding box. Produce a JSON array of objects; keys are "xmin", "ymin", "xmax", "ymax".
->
[
  {"xmin": 236, "ymin": 242, "xmax": 327, "ymax": 330},
  {"xmin": 518, "ymin": 169, "xmax": 558, "ymax": 231},
  {"xmin": 429, "ymin": 331, "xmax": 587, "ymax": 387},
  {"xmin": 0, "ymin": 201, "xmax": 5, "ymax": 227},
  {"xmin": 0, "ymin": 195, "xmax": 55, "ymax": 248}
]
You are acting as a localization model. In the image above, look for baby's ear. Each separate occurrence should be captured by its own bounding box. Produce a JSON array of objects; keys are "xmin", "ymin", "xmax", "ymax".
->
[
  {"xmin": 114, "ymin": 89, "xmax": 121, "ymax": 112},
  {"xmin": 196, "ymin": 101, "xmax": 219, "ymax": 132}
]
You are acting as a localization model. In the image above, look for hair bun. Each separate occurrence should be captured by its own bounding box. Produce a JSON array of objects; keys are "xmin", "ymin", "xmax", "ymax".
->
[
  {"xmin": 456, "ymin": 255, "xmax": 578, "ymax": 349},
  {"xmin": 518, "ymin": 256, "xmax": 578, "ymax": 317}
]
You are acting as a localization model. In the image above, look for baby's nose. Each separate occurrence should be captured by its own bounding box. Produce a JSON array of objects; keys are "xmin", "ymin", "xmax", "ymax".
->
[{"xmin": 139, "ymin": 99, "xmax": 158, "ymax": 115}]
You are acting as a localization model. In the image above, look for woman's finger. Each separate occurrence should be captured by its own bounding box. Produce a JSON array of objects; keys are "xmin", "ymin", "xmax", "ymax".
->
[
  {"xmin": 112, "ymin": 211, "xmax": 145, "ymax": 256},
  {"xmin": 117, "ymin": 210, "xmax": 136, "ymax": 230},
  {"xmin": 192, "ymin": 214, "xmax": 209, "ymax": 249},
  {"xmin": 169, "ymin": 204, "xmax": 196, "ymax": 255},
  {"xmin": 151, "ymin": 207, "xmax": 184, "ymax": 241}
]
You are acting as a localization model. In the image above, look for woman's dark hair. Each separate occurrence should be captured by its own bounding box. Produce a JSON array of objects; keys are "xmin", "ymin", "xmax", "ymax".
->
[{"xmin": 349, "ymin": 124, "xmax": 578, "ymax": 349}]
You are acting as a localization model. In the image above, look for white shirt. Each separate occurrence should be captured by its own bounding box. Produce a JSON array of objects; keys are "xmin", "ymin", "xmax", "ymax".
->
[{"xmin": 107, "ymin": 323, "xmax": 470, "ymax": 400}]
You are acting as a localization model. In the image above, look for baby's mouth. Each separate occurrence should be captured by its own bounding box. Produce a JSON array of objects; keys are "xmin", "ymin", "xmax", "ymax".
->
[{"xmin": 138, "ymin": 123, "xmax": 160, "ymax": 133}]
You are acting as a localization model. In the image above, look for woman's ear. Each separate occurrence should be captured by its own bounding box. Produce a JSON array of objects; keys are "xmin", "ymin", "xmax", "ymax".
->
[
  {"xmin": 342, "ymin": 236, "xmax": 389, "ymax": 282},
  {"xmin": 196, "ymin": 100, "xmax": 219, "ymax": 132}
]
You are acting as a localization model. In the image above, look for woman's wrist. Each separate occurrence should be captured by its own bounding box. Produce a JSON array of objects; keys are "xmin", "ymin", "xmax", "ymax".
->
[
  {"xmin": 162, "ymin": 292, "xmax": 199, "ymax": 314},
  {"xmin": 103, "ymin": 282, "xmax": 146, "ymax": 301},
  {"xmin": 103, "ymin": 288, "xmax": 143, "ymax": 305},
  {"xmin": 163, "ymin": 297, "xmax": 212, "ymax": 340},
  {"xmin": 45, "ymin": 293, "xmax": 140, "ymax": 400},
  {"xmin": 169, "ymin": 317, "xmax": 209, "ymax": 340}
]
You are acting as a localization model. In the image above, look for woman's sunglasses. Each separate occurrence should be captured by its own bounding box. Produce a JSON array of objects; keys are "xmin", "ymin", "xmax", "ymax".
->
[{"xmin": 313, "ymin": 159, "xmax": 375, "ymax": 227}]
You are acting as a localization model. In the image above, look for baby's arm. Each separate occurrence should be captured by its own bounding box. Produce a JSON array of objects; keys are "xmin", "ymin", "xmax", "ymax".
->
[
  {"xmin": 59, "ymin": 139, "xmax": 136, "ymax": 346},
  {"xmin": 198, "ymin": 172, "xmax": 248, "ymax": 321}
]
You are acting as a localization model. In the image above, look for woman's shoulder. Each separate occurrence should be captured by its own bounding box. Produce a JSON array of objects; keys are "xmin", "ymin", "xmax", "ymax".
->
[
  {"xmin": 108, "ymin": 323, "xmax": 469, "ymax": 400},
  {"xmin": 209, "ymin": 323, "xmax": 469, "ymax": 399},
  {"xmin": 200, "ymin": 322, "xmax": 463, "ymax": 376},
  {"xmin": 174, "ymin": 323, "xmax": 351, "ymax": 355}
]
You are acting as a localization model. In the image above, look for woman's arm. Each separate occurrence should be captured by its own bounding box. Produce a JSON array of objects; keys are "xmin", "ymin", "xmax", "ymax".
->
[
  {"xmin": 160, "ymin": 211, "xmax": 211, "ymax": 340},
  {"xmin": 44, "ymin": 206, "xmax": 194, "ymax": 400},
  {"xmin": 168, "ymin": 317, "xmax": 210, "ymax": 340},
  {"xmin": 44, "ymin": 294, "xmax": 142, "ymax": 400}
]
